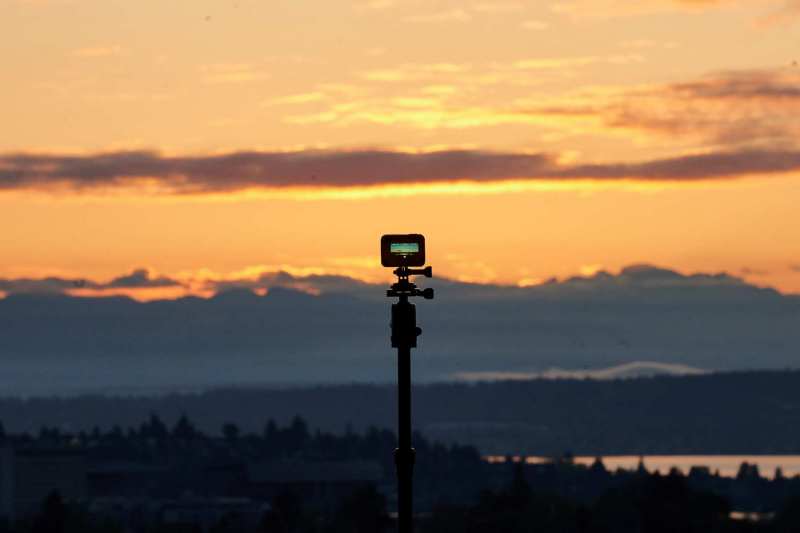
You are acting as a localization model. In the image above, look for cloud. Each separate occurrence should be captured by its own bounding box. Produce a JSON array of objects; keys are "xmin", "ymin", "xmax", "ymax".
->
[
  {"xmin": 6, "ymin": 66, "xmax": 800, "ymax": 196},
  {"xmin": 515, "ymin": 69, "xmax": 800, "ymax": 148},
  {"xmin": 0, "ymin": 268, "xmax": 181, "ymax": 295},
  {"xmin": 0, "ymin": 263, "xmax": 750, "ymax": 301},
  {"xmin": 2, "ymin": 146, "xmax": 800, "ymax": 195},
  {"xmin": 0, "ymin": 276, "xmax": 96, "ymax": 294},
  {"xmin": 614, "ymin": 264, "xmax": 743, "ymax": 286},
  {"xmin": 207, "ymin": 271, "xmax": 372, "ymax": 296},
  {"xmin": 0, "ymin": 150, "xmax": 550, "ymax": 192},
  {"xmin": 667, "ymin": 70, "xmax": 800, "ymax": 99},
  {"xmin": 554, "ymin": 149, "xmax": 800, "ymax": 180},
  {"xmin": 0, "ymin": 263, "xmax": 764, "ymax": 301},
  {"xmin": 0, "ymin": 263, "xmax": 389, "ymax": 301},
  {"xmin": 108, "ymin": 268, "xmax": 182, "ymax": 289},
  {"xmin": 280, "ymin": 65, "xmax": 795, "ymax": 149}
]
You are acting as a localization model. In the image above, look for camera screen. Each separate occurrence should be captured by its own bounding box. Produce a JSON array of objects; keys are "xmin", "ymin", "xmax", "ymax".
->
[{"xmin": 390, "ymin": 242, "xmax": 419, "ymax": 255}]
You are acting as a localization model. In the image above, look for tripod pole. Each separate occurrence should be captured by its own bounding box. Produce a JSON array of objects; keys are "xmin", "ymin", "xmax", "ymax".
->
[{"xmin": 396, "ymin": 340, "xmax": 414, "ymax": 533}]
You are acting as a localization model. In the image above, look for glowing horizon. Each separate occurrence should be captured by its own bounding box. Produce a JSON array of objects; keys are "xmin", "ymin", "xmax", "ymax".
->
[{"xmin": 2, "ymin": 0, "xmax": 800, "ymax": 297}]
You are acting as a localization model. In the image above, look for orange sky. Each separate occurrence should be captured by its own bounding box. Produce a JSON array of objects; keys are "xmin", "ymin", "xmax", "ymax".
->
[{"xmin": 2, "ymin": 0, "xmax": 800, "ymax": 295}]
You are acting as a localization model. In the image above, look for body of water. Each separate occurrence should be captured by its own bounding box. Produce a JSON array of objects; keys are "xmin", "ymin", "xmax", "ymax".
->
[{"xmin": 483, "ymin": 455, "xmax": 800, "ymax": 479}]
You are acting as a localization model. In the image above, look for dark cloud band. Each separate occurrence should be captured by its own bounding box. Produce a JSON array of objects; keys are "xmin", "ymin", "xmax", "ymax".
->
[
  {"xmin": 556, "ymin": 149, "xmax": 800, "ymax": 180},
  {"xmin": 0, "ymin": 269, "xmax": 181, "ymax": 294},
  {"xmin": 1, "ymin": 148, "xmax": 799, "ymax": 194}
]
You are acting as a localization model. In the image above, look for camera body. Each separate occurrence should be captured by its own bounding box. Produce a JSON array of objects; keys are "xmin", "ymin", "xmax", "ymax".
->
[{"xmin": 381, "ymin": 234, "xmax": 426, "ymax": 267}]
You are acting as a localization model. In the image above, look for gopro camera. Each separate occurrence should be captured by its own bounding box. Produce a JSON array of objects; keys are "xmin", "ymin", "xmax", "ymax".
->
[{"xmin": 381, "ymin": 234, "xmax": 426, "ymax": 267}]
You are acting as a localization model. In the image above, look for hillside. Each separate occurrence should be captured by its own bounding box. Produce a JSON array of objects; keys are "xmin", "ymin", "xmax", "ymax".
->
[{"xmin": 1, "ymin": 370, "xmax": 799, "ymax": 456}]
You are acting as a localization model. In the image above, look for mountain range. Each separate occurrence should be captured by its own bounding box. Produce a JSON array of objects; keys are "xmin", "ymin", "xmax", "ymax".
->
[{"xmin": 0, "ymin": 264, "xmax": 798, "ymax": 396}]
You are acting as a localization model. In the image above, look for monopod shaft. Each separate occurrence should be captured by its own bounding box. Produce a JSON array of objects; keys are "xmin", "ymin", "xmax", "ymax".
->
[{"xmin": 396, "ymin": 343, "xmax": 414, "ymax": 533}]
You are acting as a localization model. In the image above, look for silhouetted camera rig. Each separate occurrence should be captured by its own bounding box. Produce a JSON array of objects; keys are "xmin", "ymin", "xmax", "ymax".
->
[
  {"xmin": 387, "ymin": 265, "xmax": 433, "ymax": 347},
  {"xmin": 381, "ymin": 234, "xmax": 433, "ymax": 533}
]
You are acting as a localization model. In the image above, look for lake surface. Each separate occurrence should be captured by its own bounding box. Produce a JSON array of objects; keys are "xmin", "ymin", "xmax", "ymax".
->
[{"xmin": 483, "ymin": 455, "xmax": 800, "ymax": 479}]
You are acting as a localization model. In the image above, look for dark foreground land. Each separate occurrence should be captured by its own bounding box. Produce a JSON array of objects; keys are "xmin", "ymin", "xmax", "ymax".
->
[
  {"xmin": 2, "ymin": 371, "xmax": 799, "ymax": 531},
  {"xmin": 1, "ymin": 370, "xmax": 799, "ymax": 455},
  {"xmin": 12, "ymin": 467, "xmax": 800, "ymax": 533},
  {"xmin": 2, "ymin": 416, "xmax": 800, "ymax": 532}
]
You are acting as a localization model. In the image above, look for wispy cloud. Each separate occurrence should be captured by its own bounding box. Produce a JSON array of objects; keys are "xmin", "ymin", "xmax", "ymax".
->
[
  {"xmin": 512, "ymin": 68, "xmax": 800, "ymax": 148},
  {"xmin": 277, "ymin": 54, "xmax": 643, "ymax": 130},
  {"xmin": 286, "ymin": 102, "xmax": 538, "ymax": 130},
  {"xmin": 284, "ymin": 66, "xmax": 800, "ymax": 146}
]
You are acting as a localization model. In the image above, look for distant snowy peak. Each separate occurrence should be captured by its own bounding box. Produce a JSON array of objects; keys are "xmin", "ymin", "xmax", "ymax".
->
[{"xmin": 452, "ymin": 361, "xmax": 709, "ymax": 383}]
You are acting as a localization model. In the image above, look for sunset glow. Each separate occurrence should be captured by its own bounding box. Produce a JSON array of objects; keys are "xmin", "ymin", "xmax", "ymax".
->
[{"xmin": 2, "ymin": 0, "xmax": 800, "ymax": 295}]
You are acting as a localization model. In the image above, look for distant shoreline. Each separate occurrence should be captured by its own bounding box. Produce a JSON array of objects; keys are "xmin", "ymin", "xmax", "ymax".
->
[{"xmin": 483, "ymin": 455, "xmax": 800, "ymax": 479}]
